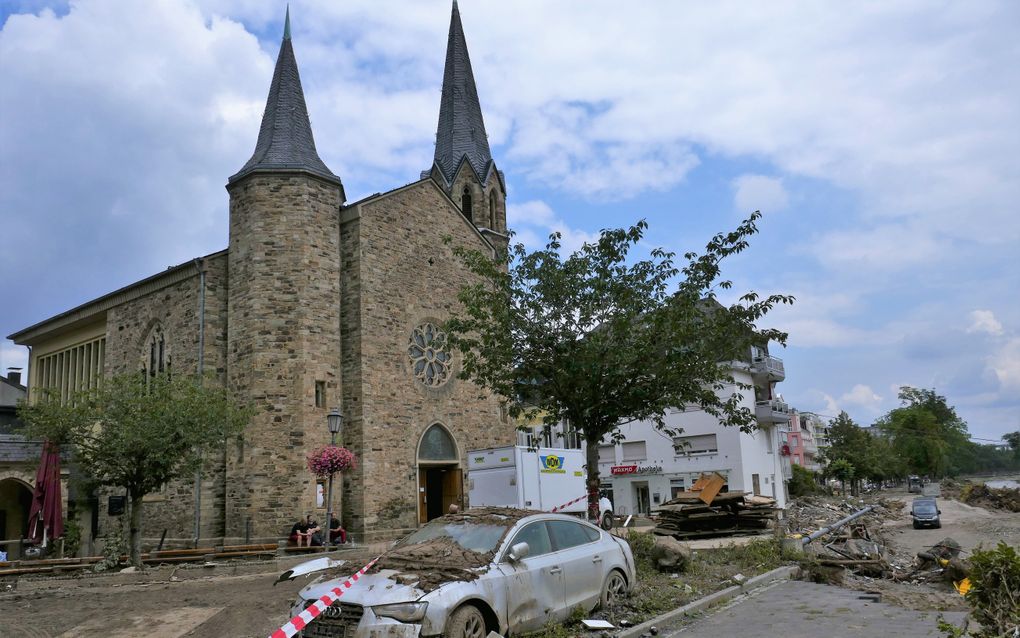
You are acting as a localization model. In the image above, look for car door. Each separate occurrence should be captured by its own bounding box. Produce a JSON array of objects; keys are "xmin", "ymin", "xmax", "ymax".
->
[
  {"xmin": 497, "ymin": 521, "xmax": 568, "ymax": 633},
  {"xmin": 547, "ymin": 519, "xmax": 603, "ymax": 612}
]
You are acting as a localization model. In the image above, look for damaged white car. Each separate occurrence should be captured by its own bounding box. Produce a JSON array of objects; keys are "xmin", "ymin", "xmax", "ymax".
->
[{"xmin": 288, "ymin": 508, "xmax": 635, "ymax": 637}]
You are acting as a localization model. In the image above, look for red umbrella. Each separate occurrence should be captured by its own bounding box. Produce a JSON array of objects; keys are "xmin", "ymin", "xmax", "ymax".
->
[{"xmin": 27, "ymin": 440, "xmax": 64, "ymax": 546}]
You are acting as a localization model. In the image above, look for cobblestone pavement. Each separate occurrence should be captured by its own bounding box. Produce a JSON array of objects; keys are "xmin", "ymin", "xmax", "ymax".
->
[{"xmin": 662, "ymin": 580, "xmax": 967, "ymax": 637}]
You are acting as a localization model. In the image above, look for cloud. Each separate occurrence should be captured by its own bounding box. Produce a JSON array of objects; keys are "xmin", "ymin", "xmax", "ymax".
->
[
  {"xmin": 733, "ymin": 175, "xmax": 788, "ymax": 214},
  {"xmin": 506, "ymin": 200, "xmax": 599, "ymax": 254},
  {"xmin": 967, "ymin": 309, "xmax": 1004, "ymax": 336},
  {"xmin": 989, "ymin": 338, "xmax": 1020, "ymax": 391},
  {"xmin": 840, "ymin": 384, "xmax": 883, "ymax": 410},
  {"xmin": 805, "ymin": 223, "xmax": 943, "ymax": 271}
]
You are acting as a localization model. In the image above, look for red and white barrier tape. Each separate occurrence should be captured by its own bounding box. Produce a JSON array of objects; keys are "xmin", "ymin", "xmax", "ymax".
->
[
  {"xmin": 550, "ymin": 494, "xmax": 588, "ymax": 512},
  {"xmin": 269, "ymin": 556, "xmax": 380, "ymax": 638}
]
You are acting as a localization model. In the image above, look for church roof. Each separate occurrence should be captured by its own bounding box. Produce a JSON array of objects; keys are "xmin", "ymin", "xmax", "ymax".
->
[
  {"xmin": 229, "ymin": 8, "xmax": 341, "ymax": 186},
  {"xmin": 432, "ymin": 1, "xmax": 494, "ymax": 185}
]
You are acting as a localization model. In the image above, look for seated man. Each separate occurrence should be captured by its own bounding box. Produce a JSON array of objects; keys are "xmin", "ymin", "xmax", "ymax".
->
[
  {"xmin": 288, "ymin": 517, "xmax": 309, "ymax": 547},
  {"xmin": 307, "ymin": 518, "xmax": 324, "ymax": 547},
  {"xmin": 328, "ymin": 516, "xmax": 347, "ymax": 545}
]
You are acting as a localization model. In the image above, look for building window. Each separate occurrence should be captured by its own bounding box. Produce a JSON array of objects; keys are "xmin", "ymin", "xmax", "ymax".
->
[
  {"xmin": 461, "ymin": 186, "xmax": 473, "ymax": 219},
  {"xmin": 315, "ymin": 381, "xmax": 325, "ymax": 408},
  {"xmin": 418, "ymin": 423, "xmax": 458, "ymax": 461},
  {"xmin": 597, "ymin": 445, "xmax": 615, "ymax": 464},
  {"xmin": 35, "ymin": 336, "xmax": 107, "ymax": 404},
  {"xmin": 408, "ymin": 323, "xmax": 452, "ymax": 388},
  {"xmin": 142, "ymin": 323, "xmax": 170, "ymax": 379},
  {"xmin": 488, "ymin": 190, "xmax": 497, "ymax": 229},
  {"xmin": 670, "ymin": 478, "xmax": 686, "ymax": 499},
  {"xmin": 673, "ymin": 434, "xmax": 718, "ymax": 455},
  {"xmin": 621, "ymin": 441, "xmax": 647, "ymax": 462}
]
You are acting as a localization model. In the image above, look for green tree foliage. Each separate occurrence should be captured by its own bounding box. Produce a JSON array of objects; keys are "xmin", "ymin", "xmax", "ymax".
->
[
  {"xmin": 878, "ymin": 387, "xmax": 970, "ymax": 478},
  {"xmin": 788, "ymin": 463, "xmax": 818, "ymax": 497},
  {"xmin": 19, "ymin": 373, "xmax": 250, "ymax": 566},
  {"xmin": 826, "ymin": 458, "xmax": 855, "ymax": 496},
  {"xmin": 1004, "ymin": 431, "xmax": 1020, "ymax": 461},
  {"xmin": 444, "ymin": 215, "xmax": 793, "ymax": 517},
  {"xmin": 939, "ymin": 542, "xmax": 1020, "ymax": 637}
]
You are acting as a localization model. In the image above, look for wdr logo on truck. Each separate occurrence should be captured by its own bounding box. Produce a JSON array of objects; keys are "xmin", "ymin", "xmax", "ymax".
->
[{"xmin": 540, "ymin": 455, "xmax": 566, "ymax": 474}]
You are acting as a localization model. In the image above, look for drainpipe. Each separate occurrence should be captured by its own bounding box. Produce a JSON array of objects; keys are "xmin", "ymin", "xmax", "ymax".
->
[{"xmin": 192, "ymin": 259, "xmax": 206, "ymax": 546}]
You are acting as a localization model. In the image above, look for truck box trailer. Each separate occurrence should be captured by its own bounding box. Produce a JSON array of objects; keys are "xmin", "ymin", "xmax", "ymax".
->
[{"xmin": 467, "ymin": 445, "xmax": 614, "ymax": 529}]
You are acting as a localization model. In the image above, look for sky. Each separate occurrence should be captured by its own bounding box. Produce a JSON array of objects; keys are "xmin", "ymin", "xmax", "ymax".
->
[{"xmin": 1, "ymin": 0, "xmax": 1018, "ymax": 442}]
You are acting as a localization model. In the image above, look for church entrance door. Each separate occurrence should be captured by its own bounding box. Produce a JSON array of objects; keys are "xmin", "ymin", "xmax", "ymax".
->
[{"xmin": 417, "ymin": 424, "xmax": 462, "ymax": 524}]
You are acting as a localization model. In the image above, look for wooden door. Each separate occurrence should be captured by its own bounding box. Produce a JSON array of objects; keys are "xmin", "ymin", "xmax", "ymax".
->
[
  {"xmin": 418, "ymin": 469, "xmax": 428, "ymax": 524},
  {"xmin": 442, "ymin": 468, "xmax": 463, "ymax": 514}
]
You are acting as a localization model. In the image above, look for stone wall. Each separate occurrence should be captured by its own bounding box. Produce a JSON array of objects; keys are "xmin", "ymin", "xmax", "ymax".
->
[
  {"xmin": 344, "ymin": 179, "xmax": 514, "ymax": 541},
  {"xmin": 226, "ymin": 172, "xmax": 344, "ymax": 540},
  {"xmin": 100, "ymin": 252, "xmax": 230, "ymax": 543}
]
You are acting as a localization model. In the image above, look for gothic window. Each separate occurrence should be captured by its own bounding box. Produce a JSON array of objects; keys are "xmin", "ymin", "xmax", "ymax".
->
[
  {"xmin": 488, "ymin": 190, "xmax": 497, "ymax": 229},
  {"xmin": 461, "ymin": 186, "xmax": 472, "ymax": 219},
  {"xmin": 408, "ymin": 323, "xmax": 452, "ymax": 388},
  {"xmin": 418, "ymin": 424, "xmax": 458, "ymax": 461},
  {"xmin": 142, "ymin": 323, "xmax": 170, "ymax": 378}
]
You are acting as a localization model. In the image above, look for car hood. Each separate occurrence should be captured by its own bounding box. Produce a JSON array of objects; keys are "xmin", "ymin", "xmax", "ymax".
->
[{"xmin": 300, "ymin": 569, "xmax": 428, "ymax": 606}]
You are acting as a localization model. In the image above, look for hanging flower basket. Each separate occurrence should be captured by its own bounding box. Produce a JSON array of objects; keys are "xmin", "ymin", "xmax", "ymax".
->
[{"xmin": 307, "ymin": 446, "xmax": 357, "ymax": 477}]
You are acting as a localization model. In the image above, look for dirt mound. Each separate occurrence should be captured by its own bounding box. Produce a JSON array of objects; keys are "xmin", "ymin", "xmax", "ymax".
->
[{"xmin": 961, "ymin": 483, "xmax": 1020, "ymax": 512}]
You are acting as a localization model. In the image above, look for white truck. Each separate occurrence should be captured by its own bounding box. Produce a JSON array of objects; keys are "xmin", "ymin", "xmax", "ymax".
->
[{"xmin": 466, "ymin": 445, "xmax": 615, "ymax": 529}]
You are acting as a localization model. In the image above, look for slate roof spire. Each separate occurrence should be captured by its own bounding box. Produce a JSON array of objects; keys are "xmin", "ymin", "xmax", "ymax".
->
[
  {"xmin": 431, "ymin": 0, "xmax": 494, "ymax": 185},
  {"xmin": 229, "ymin": 7, "xmax": 341, "ymax": 188}
]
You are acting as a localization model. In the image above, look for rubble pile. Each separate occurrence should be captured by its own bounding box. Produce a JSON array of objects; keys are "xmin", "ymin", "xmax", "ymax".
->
[
  {"xmin": 652, "ymin": 492, "xmax": 778, "ymax": 540},
  {"xmin": 960, "ymin": 483, "xmax": 1020, "ymax": 512}
]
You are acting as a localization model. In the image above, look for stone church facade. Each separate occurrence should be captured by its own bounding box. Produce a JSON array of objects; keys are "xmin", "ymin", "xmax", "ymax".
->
[{"xmin": 8, "ymin": 4, "xmax": 513, "ymax": 546}]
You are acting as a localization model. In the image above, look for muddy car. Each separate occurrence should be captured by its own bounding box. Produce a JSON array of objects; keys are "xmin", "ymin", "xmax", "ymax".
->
[
  {"xmin": 289, "ymin": 508, "xmax": 635, "ymax": 637},
  {"xmin": 911, "ymin": 497, "xmax": 941, "ymax": 529}
]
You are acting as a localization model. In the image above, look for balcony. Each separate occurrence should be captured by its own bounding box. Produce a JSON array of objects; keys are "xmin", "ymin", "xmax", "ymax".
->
[
  {"xmin": 750, "ymin": 352, "xmax": 785, "ymax": 383},
  {"xmin": 755, "ymin": 399, "xmax": 790, "ymax": 424}
]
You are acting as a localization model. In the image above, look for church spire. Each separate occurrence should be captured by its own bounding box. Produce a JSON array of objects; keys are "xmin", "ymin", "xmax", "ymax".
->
[
  {"xmin": 229, "ymin": 8, "xmax": 340, "ymax": 187},
  {"xmin": 431, "ymin": 0, "xmax": 494, "ymax": 185}
]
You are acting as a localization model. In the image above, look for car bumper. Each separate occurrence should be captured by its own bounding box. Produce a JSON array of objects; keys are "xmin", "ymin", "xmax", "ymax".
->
[
  {"xmin": 913, "ymin": 518, "xmax": 939, "ymax": 527},
  {"xmin": 295, "ymin": 603, "xmax": 424, "ymax": 638}
]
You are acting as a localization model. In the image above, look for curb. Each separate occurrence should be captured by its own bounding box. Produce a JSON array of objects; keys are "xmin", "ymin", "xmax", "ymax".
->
[{"xmin": 616, "ymin": 564, "xmax": 800, "ymax": 638}]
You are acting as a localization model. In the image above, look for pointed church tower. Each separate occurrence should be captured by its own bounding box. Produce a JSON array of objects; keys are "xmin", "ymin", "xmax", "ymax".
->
[
  {"xmin": 427, "ymin": 1, "xmax": 506, "ymax": 241},
  {"xmin": 224, "ymin": 8, "xmax": 344, "ymax": 539}
]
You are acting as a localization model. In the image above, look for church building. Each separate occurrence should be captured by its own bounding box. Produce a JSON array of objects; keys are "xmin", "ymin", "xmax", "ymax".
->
[{"xmin": 7, "ymin": 3, "xmax": 513, "ymax": 545}]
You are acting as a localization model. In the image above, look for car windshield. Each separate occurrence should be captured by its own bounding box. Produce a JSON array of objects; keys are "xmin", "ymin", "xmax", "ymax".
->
[
  {"xmin": 914, "ymin": 503, "xmax": 937, "ymax": 514},
  {"xmin": 394, "ymin": 518, "xmax": 511, "ymax": 554}
]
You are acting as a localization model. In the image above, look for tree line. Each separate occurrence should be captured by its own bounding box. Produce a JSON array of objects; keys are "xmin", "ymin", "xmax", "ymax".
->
[{"xmin": 820, "ymin": 387, "xmax": 1020, "ymax": 494}]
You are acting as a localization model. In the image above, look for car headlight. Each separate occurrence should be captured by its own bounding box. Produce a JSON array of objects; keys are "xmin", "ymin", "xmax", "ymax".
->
[{"xmin": 373, "ymin": 601, "xmax": 428, "ymax": 623}]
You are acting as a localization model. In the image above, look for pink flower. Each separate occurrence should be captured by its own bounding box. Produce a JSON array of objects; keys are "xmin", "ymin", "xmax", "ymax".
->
[{"xmin": 307, "ymin": 446, "xmax": 357, "ymax": 476}]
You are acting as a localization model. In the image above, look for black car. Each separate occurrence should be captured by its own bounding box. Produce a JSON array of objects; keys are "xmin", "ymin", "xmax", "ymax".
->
[{"xmin": 911, "ymin": 497, "xmax": 941, "ymax": 529}]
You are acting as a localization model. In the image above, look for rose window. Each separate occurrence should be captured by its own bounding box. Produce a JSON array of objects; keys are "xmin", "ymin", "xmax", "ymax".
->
[{"xmin": 408, "ymin": 323, "xmax": 452, "ymax": 387}]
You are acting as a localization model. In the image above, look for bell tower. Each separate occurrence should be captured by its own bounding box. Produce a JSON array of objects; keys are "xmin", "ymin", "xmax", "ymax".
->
[
  {"xmin": 224, "ymin": 8, "xmax": 345, "ymax": 539},
  {"xmin": 426, "ymin": 1, "xmax": 507, "ymax": 247}
]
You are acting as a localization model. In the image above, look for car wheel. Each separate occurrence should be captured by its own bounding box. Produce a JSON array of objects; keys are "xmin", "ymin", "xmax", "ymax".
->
[
  {"xmin": 912, "ymin": 522, "xmax": 920, "ymax": 529},
  {"xmin": 445, "ymin": 604, "xmax": 487, "ymax": 638},
  {"xmin": 600, "ymin": 570, "xmax": 628, "ymax": 608},
  {"xmin": 601, "ymin": 512, "xmax": 614, "ymax": 531}
]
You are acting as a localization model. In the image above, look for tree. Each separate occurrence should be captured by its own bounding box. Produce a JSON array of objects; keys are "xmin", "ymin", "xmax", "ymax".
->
[
  {"xmin": 826, "ymin": 458, "xmax": 855, "ymax": 496},
  {"xmin": 821, "ymin": 411, "xmax": 875, "ymax": 495},
  {"xmin": 19, "ymin": 373, "xmax": 250, "ymax": 566},
  {"xmin": 877, "ymin": 387, "xmax": 969, "ymax": 478},
  {"xmin": 444, "ymin": 214, "xmax": 793, "ymax": 517},
  {"xmin": 1005, "ymin": 431, "xmax": 1020, "ymax": 461}
]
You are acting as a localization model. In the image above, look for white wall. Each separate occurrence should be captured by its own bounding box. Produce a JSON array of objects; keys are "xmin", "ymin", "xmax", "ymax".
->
[{"xmin": 594, "ymin": 372, "xmax": 788, "ymax": 514}]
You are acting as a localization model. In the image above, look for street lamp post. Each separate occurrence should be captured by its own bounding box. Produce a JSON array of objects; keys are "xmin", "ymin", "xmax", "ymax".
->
[{"xmin": 325, "ymin": 408, "xmax": 343, "ymax": 547}]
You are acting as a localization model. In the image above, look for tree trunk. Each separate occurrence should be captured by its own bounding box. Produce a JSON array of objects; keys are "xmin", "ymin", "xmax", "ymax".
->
[
  {"xmin": 129, "ymin": 491, "xmax": 144, "ymax": 567},
  {"xmin": 584, "ymin": 438, "xmax": 601, "ymax": 522},
  {"xmin": 840, "ymin": 479, "xmax": 846, "ymax": 496}
]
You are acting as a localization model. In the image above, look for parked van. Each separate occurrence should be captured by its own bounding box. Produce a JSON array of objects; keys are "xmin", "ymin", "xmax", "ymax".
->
[{"xmin": 911, "ymin": 496, "xmax": 941, "ymax": 529}]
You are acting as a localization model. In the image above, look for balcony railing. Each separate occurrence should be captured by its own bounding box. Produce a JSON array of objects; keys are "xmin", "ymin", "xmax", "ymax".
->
[
  {"xmin": 750, "ymin": 352, "xmax": 785, "ymax": 382},
  {"xmin": 755, "ymin": 399, "xmax": 790, "ymax": 424}
]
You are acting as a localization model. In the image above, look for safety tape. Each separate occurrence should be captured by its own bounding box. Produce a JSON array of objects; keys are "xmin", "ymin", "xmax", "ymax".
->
[
  {"xmin": 550, "ymin": 494, "xmax": 588, "ymax": 512},
  {"xmin": 269, "ymin": 556, "xmax": 380, "ymax": 638}
]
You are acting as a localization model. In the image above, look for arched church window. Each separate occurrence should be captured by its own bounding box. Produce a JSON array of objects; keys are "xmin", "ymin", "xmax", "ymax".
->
[
  {"xmin": 461, "ymin": 186, "xmax": 472, "ymax": 219},
  {"xmin": 142, "ymin": 323, "xmax": 170, "ymax": 378},
  {"xmin": 488, "ymin": 190, "xmax": 497, "ymax": 229},
  {"xmin": 408, "ymin": 323, "xmax": 451, "ymax": 387},
  {"xmin": 418, "ymin": 424, "xmax": 458, "ymax": 461}
]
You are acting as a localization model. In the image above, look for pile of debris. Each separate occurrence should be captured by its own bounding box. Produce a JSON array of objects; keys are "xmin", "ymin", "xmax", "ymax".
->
[
  {"xmin": 960, "ymin": 483, "xmax": 1020, "ymax": 512},
  {"xmin": 651, "ymin": 473, "xmax": 778, "ymax": 540}
]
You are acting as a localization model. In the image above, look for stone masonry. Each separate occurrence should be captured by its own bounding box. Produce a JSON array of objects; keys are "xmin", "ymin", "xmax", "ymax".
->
[{"xmin": 226, "ymin": 173, "xmax": 343, "ymax": 540}]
